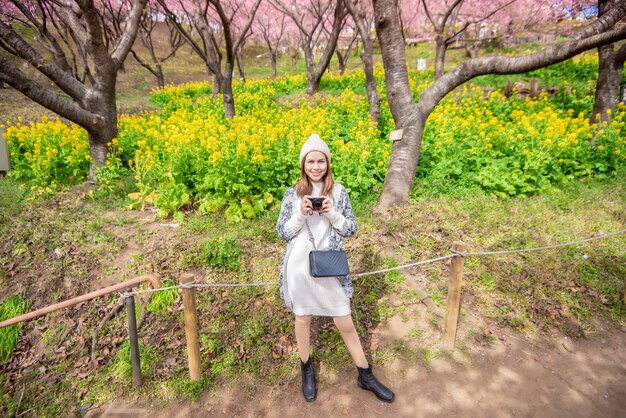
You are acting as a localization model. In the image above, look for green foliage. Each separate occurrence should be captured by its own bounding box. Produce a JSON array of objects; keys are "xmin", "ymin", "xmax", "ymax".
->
[
  {"xmin": 146, "ymin": 280, "xmax": 179, "ymax": 315},
  {"xmin": 0, "ymin": 178, "xmax": 25, "ymax": 224},
  {"xmin": 166, "ymin": 375, "xmax": 212, "ymax": 401},
  {"xmin": 527, "ymin": 54, "xmax": 598, "ymax": 84},
  {"xmin": 154, "ymin": 178, "xmax": 190, "ymax": 222},
  {"xmin": 4, "ymin": 116, "xmax": 90, "ymax": 191},
  {"xmin": 91, "ymin": 156, "xmax": 131, "ymax": 201},
  {"xmin": 197, "ymin": 237, "xmax": 241, "ymax": 271},
  {"xmin": 416, "ymin": 86, "xmax": 626, "ymax": 198},
  {"xmin": 5, "ymin": 55, "xmax": 625, "ymax": 214},
  {"xmin": 0, "ymin": 294, "xmax": 30, "ymax": 361},
  {"xmin": 110, "ymin": 340, "xmax": 158, "ymax": 379}
]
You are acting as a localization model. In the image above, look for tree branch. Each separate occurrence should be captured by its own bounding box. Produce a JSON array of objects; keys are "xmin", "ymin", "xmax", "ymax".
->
[
  {"xmin": 110, "ymin": 0, "xmax": 148, "ymax": 66},
  {"xmin": 444, "ymin": 0, "xmax": 516, "ymax": 45},
  {"xmin": 0, "ymin": 55, "xmax": 99, "ymax": 128},
  {"xmin": 440, "ymin": 0, "xmax": 465, "ymax": 31},
  {"xmin": 0, "ymin": 20, "xmax": 87, "ymax": 100},
  {"xmin": 573, "ymin": 0, "xmax": 626, "ymax": 41},
  {"xmin": 156, "ymin": 0, "xmax": 208, "ymax": 63},
  {"xmin": 421, "ymin": 0, "xmax": 437, "ymax": 28},
  {"xmin": 415, "ymin": 24, "xmax": 626, "ymax": 122},
  {"xmin": 233, "ymin": 0, "xmax": 262, "ymax": 52}
]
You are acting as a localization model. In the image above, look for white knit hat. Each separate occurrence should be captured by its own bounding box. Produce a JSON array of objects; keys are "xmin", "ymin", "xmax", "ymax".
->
[{"xmin": 299, "ymin": 133, "xmax": 331, "ymax": 165}]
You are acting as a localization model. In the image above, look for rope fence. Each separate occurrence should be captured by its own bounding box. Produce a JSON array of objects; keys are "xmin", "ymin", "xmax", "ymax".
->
[
  {"xmin": 2, "ymin": 227, "xmax": 624, "ymax": 386},
  {"xmin": 121, "ymin": 228, "xmax": 626, "ymax": 298},
  {"xmin": 120, "ymin": 227, "xmax": 626, "ymax": 377}
]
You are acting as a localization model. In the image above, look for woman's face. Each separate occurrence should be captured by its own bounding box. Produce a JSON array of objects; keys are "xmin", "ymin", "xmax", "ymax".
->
[{"xmin": 303, "ymin": 151, "xmax": 328, "ymax": 183}]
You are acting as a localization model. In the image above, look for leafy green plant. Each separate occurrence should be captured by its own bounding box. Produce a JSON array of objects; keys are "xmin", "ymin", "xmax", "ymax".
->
[
  {"xmin": 92, "ymin": 156, "xmax": 128, "ymax": 200},
  {"xmin": 0, "ymin": 294, "xmax": 30, "ymax": 361},
  {"xmin": 198, "ymin": 237, "xmax": 241, "ymax": 271},
  {"xmin": 154, "ymin": 180, "xmax": 190, "ymax": 222},
  {"xmin": 146, "ymin": 280, "xmax": 179, "ymax": 315}
]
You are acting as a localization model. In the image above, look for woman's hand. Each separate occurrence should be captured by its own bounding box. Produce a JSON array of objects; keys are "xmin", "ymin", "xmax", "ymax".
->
[
  {"xmin": 319, "ymin": 197, "xmax": 332, "ymax": 214},
  {"xmin": 301, "ymin": 196, "xmax": 313, "ymax": 216}
]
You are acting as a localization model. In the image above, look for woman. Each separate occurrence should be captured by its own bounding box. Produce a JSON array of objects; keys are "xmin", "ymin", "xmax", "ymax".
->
[{"xmin": 276, "ymin": 133, "xmax": 395, "ymax": 403}]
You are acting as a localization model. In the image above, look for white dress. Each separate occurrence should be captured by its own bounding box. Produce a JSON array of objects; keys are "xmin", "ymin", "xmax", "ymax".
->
[{"xmin": 285, "ymin": 182, "xmax": 351, "ymax": 317}]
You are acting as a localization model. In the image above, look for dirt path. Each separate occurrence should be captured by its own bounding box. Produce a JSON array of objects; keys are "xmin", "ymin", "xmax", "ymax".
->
[{"xmin": 94, "ymin": 326, "xmax": 626, "ymax": 418}]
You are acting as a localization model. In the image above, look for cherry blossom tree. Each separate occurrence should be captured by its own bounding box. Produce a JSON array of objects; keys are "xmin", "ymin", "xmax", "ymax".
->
[
  {"xmin": 0, "ymin": 0, "xmax": 147, "ymax": 177},
  {"xmin": 592, "ymin": 0, "xmax": 626, "ymax": 121},
  {"xmin": 271, "ymin": 0, "xmax": 348, "ymax": 95},
  {"xmin": 420, "ymin": 0, "xmax": 516, "ymax": 79},
  {"xmin": 254, "ymin": 2, "xmax": 292, "ymax": 78},
  {"xmin": 333, "ymin": 18, "xmax": 359, "ymax": 75},
  {"xmin": 130, "ymin": 3, "xmax": 187, "ymax": 88},
  {"xmin": 372, "ymin": 0, "xmax": 626, "ymax": 211},
  {"xmin": 157, "ymin": 0, "xmax": 261, "ymax": 118},
  {"xmin": 345, "ymin": 0, "xmax": 381, "ymax": 122}
]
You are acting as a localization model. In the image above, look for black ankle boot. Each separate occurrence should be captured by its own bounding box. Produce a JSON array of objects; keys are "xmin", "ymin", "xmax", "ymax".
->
[
  {"xmin": 301, "ymin": 357, "xmax": 317, "ymax": 402},
  {"xmin": 357, "ymin": 364, "xmax": 395, "ymax": 403}
]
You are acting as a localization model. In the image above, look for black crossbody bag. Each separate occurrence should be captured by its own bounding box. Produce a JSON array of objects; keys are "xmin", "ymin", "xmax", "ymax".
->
[{"xmin": 305, "ymin": 220, "xmax": 350, "ymax": 277}]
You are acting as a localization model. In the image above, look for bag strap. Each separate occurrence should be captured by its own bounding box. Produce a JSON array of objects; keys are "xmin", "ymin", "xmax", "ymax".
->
[
  {"xmin": 305, "ymin": 218, "xmax": 333, "ymax": 251},
  {"xmin": 304, "ymin": 220, "xmax": 317, "ymax": 250}
]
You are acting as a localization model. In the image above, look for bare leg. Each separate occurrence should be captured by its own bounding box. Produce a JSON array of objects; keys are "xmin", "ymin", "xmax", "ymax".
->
[
  {"xmin": 333, "ymin": 315, "xmax": 368, "ymax": 368},
  {"xmin": 295, "ymin": 315, "xmax": 312, "ymax": 362}
]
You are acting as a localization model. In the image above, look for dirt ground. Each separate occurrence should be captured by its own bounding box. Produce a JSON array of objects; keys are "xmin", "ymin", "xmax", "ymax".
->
[
  {"xmin": 89, "ymin": 301, "xmax": 626, "ymax": 418},
  {"xmin": 190, "ymin": 329, "xmax": 626, "ymax": 418}
]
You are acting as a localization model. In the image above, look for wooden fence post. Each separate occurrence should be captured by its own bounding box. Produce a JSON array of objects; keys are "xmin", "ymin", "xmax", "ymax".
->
[
  {"xmin": 180, "ymin": 273, "xmax": 201, "ymax": 381},
  {"xmin": 444, "ymin": 241, "xmax": 466, "ymax": 351}
]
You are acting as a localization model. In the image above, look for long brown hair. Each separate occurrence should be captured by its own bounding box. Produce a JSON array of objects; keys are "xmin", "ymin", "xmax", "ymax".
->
[{"xmin": 295, "ymin": 154, "xmax": 334, "ymax": 198}]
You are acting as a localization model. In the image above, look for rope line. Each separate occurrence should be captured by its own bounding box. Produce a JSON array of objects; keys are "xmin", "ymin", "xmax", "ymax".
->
[
  {"xmin": 348, "ymin": 255, "xmax": 456, "ymax": 278},
  {"xmin": 120, "ymin": 228, "xmax": 625, "ymax": 298},
  {"xmin": 453, "ymin": 228, "xmax": 626, "ymax": 257}
]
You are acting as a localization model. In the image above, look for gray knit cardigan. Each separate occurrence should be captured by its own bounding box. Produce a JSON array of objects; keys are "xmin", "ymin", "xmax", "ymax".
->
[{"xmin": 275, "ymin": 183, "xmax": 357, "ymax": 310}]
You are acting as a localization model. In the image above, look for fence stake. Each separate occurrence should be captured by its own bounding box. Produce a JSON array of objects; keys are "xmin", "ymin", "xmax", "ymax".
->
[
  {"xmin": 125, "ymin": 289, "xmax": 142, "ymax": 387},
  {"xmin": 180, "ymin": 273, "xmax": 201, "ymax": 381},
  {"xmin": 443, "ymin": 241, "xmax": 466, "ymax": 351}
]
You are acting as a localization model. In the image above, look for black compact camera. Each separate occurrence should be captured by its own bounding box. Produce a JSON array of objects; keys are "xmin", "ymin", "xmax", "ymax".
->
[{"xmin": 309, "ymin": 197, "xmax": 325, "ymax": 211}]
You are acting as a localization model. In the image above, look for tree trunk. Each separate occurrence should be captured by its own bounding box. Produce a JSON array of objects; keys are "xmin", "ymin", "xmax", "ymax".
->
[
  {"xmin": 592, "ymin": 0, "xmax": 626, "ymax": 122},
  {"xmin": 344, "ymin": 0, "xmax": 380, "ymax": 122},
  {"xmin": 236, "ymin": 49, "xmax": 246, "ymax": 81},
  {"xmin": 363, "ymin": 46, "xmax": 381, "ymax": 123},
  {"xmin": 378, "ymin": 121, "xmax": 426, "ymax": 210},
  {"xmin": 434, "ymin": 33, "xmax": 447, "ymax": 79},
  {"xmin": 88, "ymin": 128, "xmax": 114, "ymax": 180},
  {"xmin": 0, "ymin": 0, "xmax": 147, "ymax": 178},
  {"xmin": 271, "ymin": 52, "xmax": 278, "ymax": 78},
  {"xmin": 373, "ymin": 0, "xmax": 420, "ymax": 211},
  {"xmin": 336, "ymin": 50, "xmax": 347, "ymax": 75},
  {"xmin": 222, "ymin": 62, "xmax": 235, "ymax": 118},
  {"xmin": 85, "ymin": 81, "xmax": 118, "ymax": 180},
  {"xmin": 291, "ymin": 49, "xmax": 299, "ymax": 71},
  {"xmin": 303, "ymin": 47, "xmax": 317, "ymax": 95},
  {"xmin": 212, "ymin": 74, "xmax": 222, "ymax": 97},
  {"xmin": 304, "ymin": 0, "xmax": 346, "ymax": 96},
  {"xmin": 592, "ymin": 44, "xmax": 622, "ymax": 121},
  {"xmin": 373, "ymin": 0, "xmax": 626, "ymax": 212},
  {"xmin": 156, "ymin": 65, "xmax": 165, "ymax": 89},
  {"xmin": 306, "ymin": 72, "xmax": 322, "ymax": 96}
]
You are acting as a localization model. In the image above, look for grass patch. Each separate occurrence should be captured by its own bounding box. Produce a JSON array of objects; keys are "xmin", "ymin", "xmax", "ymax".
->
[
  {"xmin": 0, "ymin": 178, "xmax": 26, "ymax": 225},
  {"xmin": 146, "ymin": 279, "xmax": 179, "ymax": 316},
  {"xmin": 110, "ymin": 341, "xmax": 158, "ymax": 380},
  {"xmin": 0, "ymin": 294, "xmax": 30, "ymax": 361}
]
